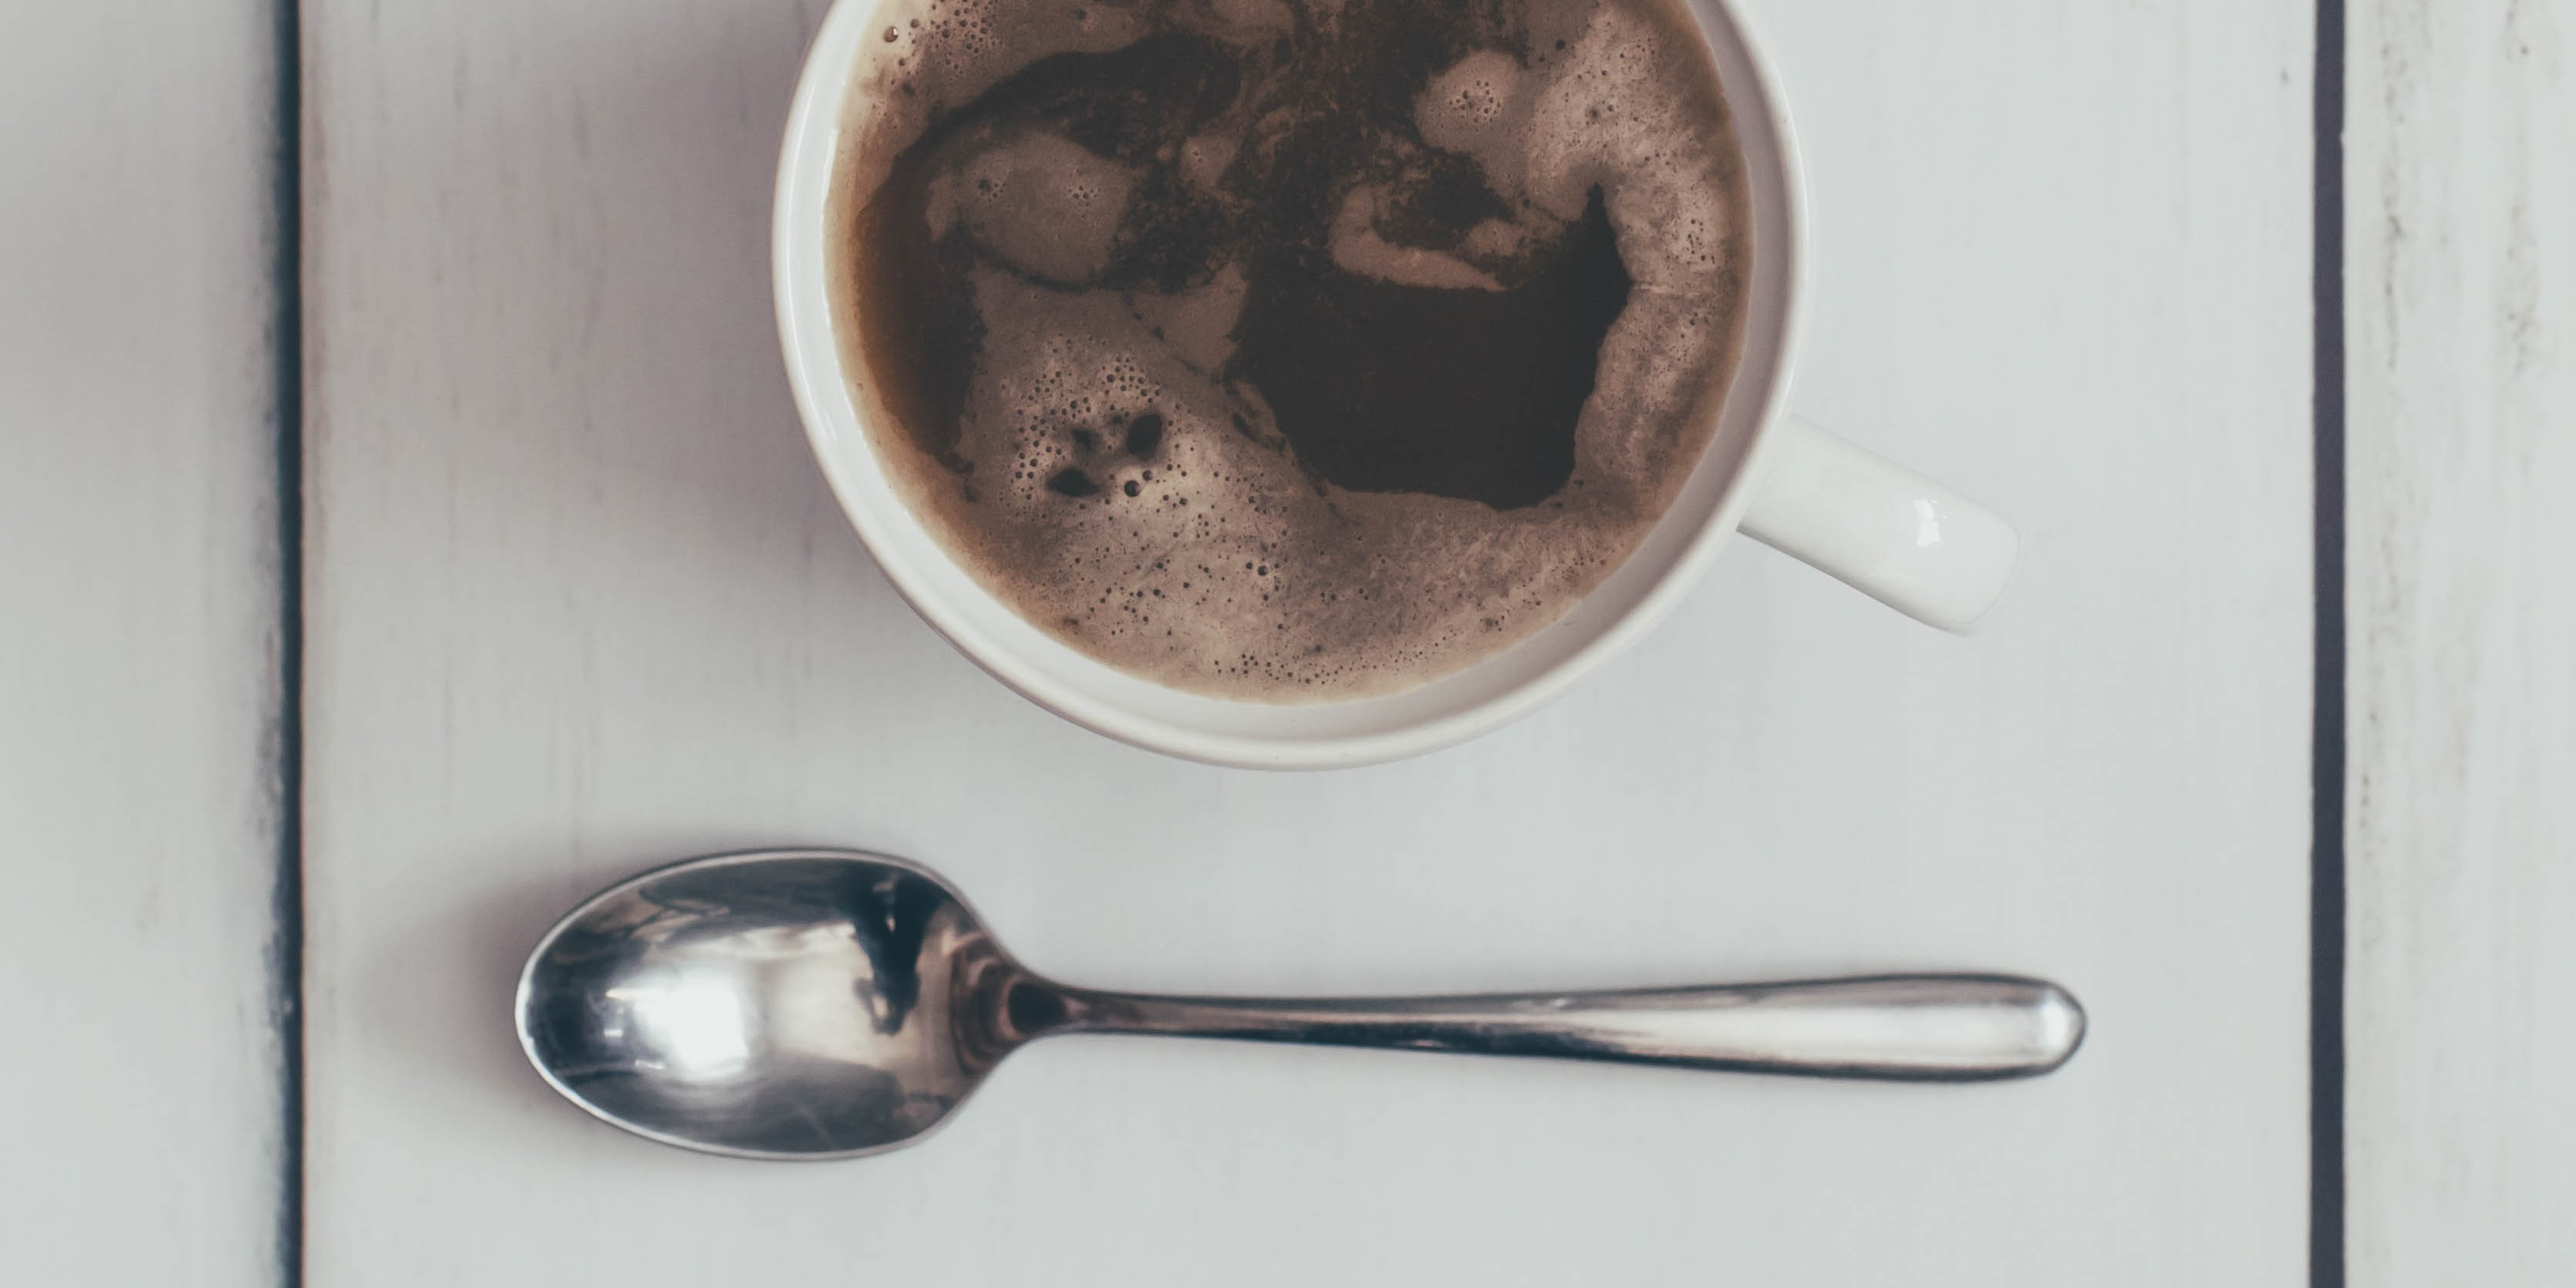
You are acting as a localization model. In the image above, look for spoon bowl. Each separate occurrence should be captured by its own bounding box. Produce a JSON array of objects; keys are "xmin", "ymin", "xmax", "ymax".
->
[
  {"xmin": 516, "ymin": 850, "xmax": 1047, "ymax": 1158},
  {"xmin": 518, "ymin": 849, "xmax": 2085, "ymax": 1160}
]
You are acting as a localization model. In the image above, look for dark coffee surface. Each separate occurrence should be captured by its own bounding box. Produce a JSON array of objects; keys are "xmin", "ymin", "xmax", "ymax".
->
[{"xmin": 831, "ymin": 0, "xmax": 1748, "ymax": 699}]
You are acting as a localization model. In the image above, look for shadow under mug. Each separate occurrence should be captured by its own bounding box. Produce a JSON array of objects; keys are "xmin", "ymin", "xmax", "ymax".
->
[{"xmin": 774, "ymin": 0, "xmax": 2018, "ymax": 770}]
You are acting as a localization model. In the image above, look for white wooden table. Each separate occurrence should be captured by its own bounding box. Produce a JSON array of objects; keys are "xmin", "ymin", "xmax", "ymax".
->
[{"xmin": 5, "ymin": 0, "xmax": 2568, "ymax": 1283}]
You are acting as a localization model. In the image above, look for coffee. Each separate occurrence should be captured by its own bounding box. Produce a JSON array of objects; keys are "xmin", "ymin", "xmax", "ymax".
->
[{"xmin": 829, "ymin": 0, "xmax": 1749, "ymax": 700}]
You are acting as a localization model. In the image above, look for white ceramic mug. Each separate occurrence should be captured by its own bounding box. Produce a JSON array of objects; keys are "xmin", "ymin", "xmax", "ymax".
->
[{"xmin": 774, "ymin": 0, "xmax": 2018, "ymax": 770}]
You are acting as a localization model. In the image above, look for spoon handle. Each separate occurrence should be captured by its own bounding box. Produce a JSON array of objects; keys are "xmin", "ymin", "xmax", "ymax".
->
[{"xmin": 1057, "ymin": 973, "xmax": 2082, "ymax": 1081}]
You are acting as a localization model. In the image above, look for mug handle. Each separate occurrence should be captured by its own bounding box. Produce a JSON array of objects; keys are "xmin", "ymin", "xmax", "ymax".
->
[{"xmin": 1738, "ymin": 415, "xmax": 2020, "ymax": 632}]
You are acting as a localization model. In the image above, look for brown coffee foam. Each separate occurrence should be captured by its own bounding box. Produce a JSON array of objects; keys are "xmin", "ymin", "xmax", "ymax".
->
[{"xmin": 828, "ymin": 0, "xmax": 1749, "ymax": 700}]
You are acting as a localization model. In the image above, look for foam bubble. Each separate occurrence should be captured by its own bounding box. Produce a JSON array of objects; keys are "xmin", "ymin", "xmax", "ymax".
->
[{"xmin": 926, "ymin": 126, "xmax": 1139, "ymax": 285}]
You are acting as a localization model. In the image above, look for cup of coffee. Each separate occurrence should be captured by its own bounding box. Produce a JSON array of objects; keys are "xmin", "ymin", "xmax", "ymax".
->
[{"xmin": 775, "ymin": 0, "xmax": 2017, "ymax": 768}]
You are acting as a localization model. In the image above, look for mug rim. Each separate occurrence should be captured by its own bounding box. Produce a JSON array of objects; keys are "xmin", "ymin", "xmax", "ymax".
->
[{"xmin": 774, "ymin": 0, "xmax": 1809, "ymax": 770}]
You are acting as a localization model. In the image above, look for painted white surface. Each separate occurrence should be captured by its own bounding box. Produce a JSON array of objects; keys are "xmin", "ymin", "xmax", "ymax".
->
[
  {"xmin": 303, "ymin": 1, "xmax": 2315, "ymax": 1283},
  {"xmin": 0, "ymin": 5, "xmax": 285, "ymax": 1285},
  {"xmin": 2347, "ymin": 1, "xmax": 2576, "ymax": 1280}
]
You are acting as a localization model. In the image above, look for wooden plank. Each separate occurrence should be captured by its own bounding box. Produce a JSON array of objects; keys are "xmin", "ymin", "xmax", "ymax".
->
[
  {"xmin": 302, "ymin": 0, "xmax": 2314, "ymax": 1281},
  {"xmin": 0, "ymin": 4, "xmax": 288, "ymax": 1283},
  {"xmin": 2346, "ymin": 0, "xmax": 2576, "ymax": 1279}
]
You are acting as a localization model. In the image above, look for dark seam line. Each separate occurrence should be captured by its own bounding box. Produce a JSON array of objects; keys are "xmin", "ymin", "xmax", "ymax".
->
[
  {"xmin": 266, "ymin": 0, "xmax": 305, "ymax": 1284},
  {"xmin": 2311, "ymin": 0, "xmax": 2348, "ymax": 1284}
]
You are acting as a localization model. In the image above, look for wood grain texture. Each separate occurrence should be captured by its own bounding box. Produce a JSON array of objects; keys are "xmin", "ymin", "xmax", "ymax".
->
[
  {"xmin": 0, "ymin": 4, "xmax": 287, "ymax": 1283},
  {"xmin": 2346, "ymin": 1, "xmax": 2576, "ymax": 1280},
  {"xmin": 303, "ymin": 0, "xmax": 2314, "ymax": 1281}
]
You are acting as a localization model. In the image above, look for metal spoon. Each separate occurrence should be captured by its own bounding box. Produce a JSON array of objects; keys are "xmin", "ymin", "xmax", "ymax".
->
[{"xmin": 515, "ymin": 849, "xmax": 2085, "ymax": 1160}]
